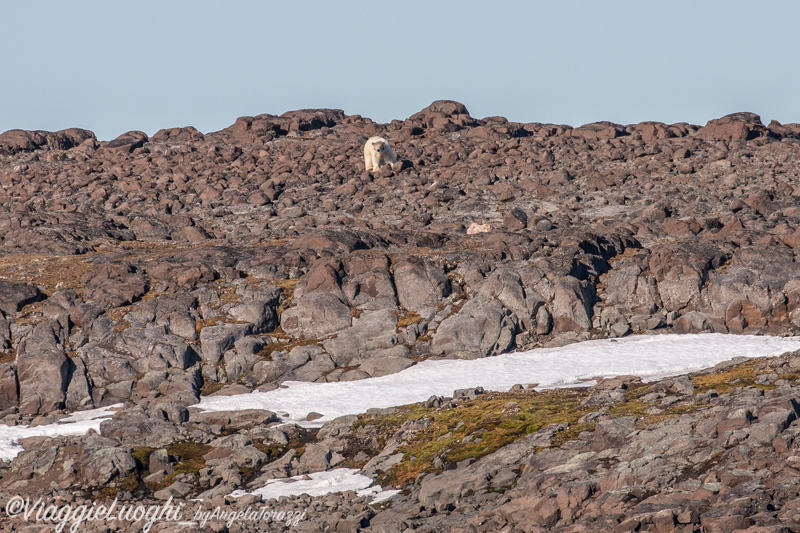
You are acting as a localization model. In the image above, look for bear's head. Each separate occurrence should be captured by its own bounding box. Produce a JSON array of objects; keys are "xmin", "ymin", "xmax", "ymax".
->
[{"xmin": 372, "ymin": 140, "xmax": 386, "ymax": 153}]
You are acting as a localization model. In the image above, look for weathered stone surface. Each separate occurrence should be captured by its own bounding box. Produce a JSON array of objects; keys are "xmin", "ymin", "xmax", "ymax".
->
[
  {"xmin": 0, "ymin": 281, "xmax": 42, "ymax": 315},
  {"xmin": 419, "ymin": 426, "xmax": 560, "ymax": 509},
  {"xmin": 393, "ymin": 256, "xmax": 451, "ymax": 313},
  {"xmin": 65, "ymin": 356, "xmax": 93, "ymax": 410},
  {"xmin": 125, "ymin": 294, "xmax": 200, "ymax": 340},
  {"xmin": 80, "ymin": 262, "xmax": 148, "ymax": 309},
  {"xmin": 432, "ymin": 299, "xmax": 517, "ymax": 358},
  {"xmin": 199, "ymin": 323, "xmax": 252, "ymax": 365},
  {"xmin": 477, "ymin": 266, "xmax": 546, "ymax": 330},
  {"xmin": 15, "ymin": 320, "xmax": 70, "ymax": 414},
  {"xmin": 0, "ymin": 128, "xmax": 95, "ymax": 155},
  {"xmin": 190, "ymin": 409, "xmax": 277, "ymax": 429},
  {"xmin": 4, "ymin": 434, "xmax": 136, "ymax": 493},
  {"xmin": 280, "ymin": 292, "xmax": 351, "ymax": 339},
  {"xmin": 551, "ymin": 277, "xmax": 594, "ymax": 332},
  {"xmin": 283, "ymin": 345, "xmax": 337, "ymax": 382},
  {"xmin": 0, "ymin": 362, "xmax": 18, "ymax": 410},
  {"xmin": 697, "ymin": 112, "xmax": 768, "ymax": 142},
  {"xmin": 650, "ymin": 243, "xmax": 727, "ymax": 312},
  {"xmin": 6, "ymin": 104, "xmax": 800, "ymax": 530},
  {"xmin": 590, "ymin": 417, "xmax": 636, "ymax": 450},
  {"xmin": 359, "ymin": 354, "xmax": 414, "ymax": 377},
  {"xmin": 228, "ymin": 300, "xmax": 278, "ymax": 333},
  {"xmin": 0, "ymin": 314, "xmax": 9, "ymax": 351},
  {"xmin": 342, "ymin": 268, "xmax": 397, "ymax": 310},
  {"xmin": 322, "ymin": 309, "xmax": 398, "ymax": 366},
  {"xmin": 153, "ymin": 481, "xmax": 193, "ymax": 500}
]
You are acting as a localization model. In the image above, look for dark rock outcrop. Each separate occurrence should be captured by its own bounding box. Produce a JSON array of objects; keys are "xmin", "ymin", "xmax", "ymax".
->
[{"xmin": 1, "ymin": 103, "xmax": 800, "ymax": 530}]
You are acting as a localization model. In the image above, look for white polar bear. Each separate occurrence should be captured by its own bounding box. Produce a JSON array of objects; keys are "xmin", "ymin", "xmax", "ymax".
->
[{"xmin": 363, "ymin": 136, "xmax": 397, "ymax": 171}]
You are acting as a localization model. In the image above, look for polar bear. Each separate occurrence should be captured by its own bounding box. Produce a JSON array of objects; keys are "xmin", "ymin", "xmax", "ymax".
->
[{"xmin": 363, "ymin": 136, "xmax": 397, "ymax": 171}]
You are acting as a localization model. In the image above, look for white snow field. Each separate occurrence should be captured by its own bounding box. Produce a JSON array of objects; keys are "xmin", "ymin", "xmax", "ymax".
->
[
  {"xmin": 2, "ymin": 333, "xmax": 800, "ymax": 503},
  {"xmin": 0, "ymin": 404, "xmax": 121, "ymax": 460},
  {"xmin": 197, "ymin": 333, "xmax": 800, "ymax": 427},
  {"xmin": 217, "ymin": 333, "xmax": 800, "ymax": 503},
  {"xmin": 229, "ymin": 468, "xmax": 400, "ymax": 504}
]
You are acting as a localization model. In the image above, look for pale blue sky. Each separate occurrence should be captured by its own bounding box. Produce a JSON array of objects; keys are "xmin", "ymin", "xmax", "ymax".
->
[{"xmin": 3, "ymin": 1, "xmax": 800, "ymax": 140}]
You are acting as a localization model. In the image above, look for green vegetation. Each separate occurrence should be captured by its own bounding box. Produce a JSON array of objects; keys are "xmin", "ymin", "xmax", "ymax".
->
[
  {"xmin": 142, "ymin": 441, "xmax": 214, "ymax": 491},
  {"xmin": 256, "ymin": 333, "xmax": 322, "ymax": 361},
  {"xmin": 199, "ymin": 382, "xmax": 226, "ymax": 396},
  {"xmin": 92, "ymin": 354, "xmax": 800, "ymax": 499},
  {"xmin": 395, "ymin": 310, "xmax": 424, "ymax": 329},
  {"xmin": 276, "ymin": 278, "xmax": 299, "ymax": 314},
  {"xmin": 131, "ymin": 446, "xmax": 157, "ymax": 470},
  {"xmin": 691, "ymin": 358, "xmax": 793, "ymax": 394},
  {"xmin": 91, "ymin": 476, "xmax": 140, "ymax": 500},
  {"xmin": 356, "ymin": 388, "xmax": 591, "ymax": 487},
  {"xmin": 355, "ymin": 353, "xmax": 797, "ymax": 488},
  {"xmin": 253, "ymin": 428, "xmax": 318, "ymax": 462}
]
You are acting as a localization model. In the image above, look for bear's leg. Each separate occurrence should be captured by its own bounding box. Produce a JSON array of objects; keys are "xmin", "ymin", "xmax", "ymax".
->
[{"xmin": 372, "ymin": 152, "xmax": 382, "ymax": 170}]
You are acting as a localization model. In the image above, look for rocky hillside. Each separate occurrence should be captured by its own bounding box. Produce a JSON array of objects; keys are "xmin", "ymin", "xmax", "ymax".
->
[{"xmin": 2, "ymin": 102, "xmax": 800, "ymax": 531}]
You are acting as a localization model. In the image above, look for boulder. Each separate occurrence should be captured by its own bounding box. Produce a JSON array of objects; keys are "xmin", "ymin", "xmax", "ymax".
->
[
  {"xmin": 503, "ymin": 208, "xmax": 528, "ymax": 231},
  {"xmin": 568, "ymin": 121, "xmax": 625, "ymax": 140},
  {"xmin": 0, "ymin": 363, "xmax": 18, "ymax": 410},
  {"xmin": 80, "ymin": 262, "xmax": 148, "ymax": 309},
  {"xmin": 65, "ymin": 356, "xmax": 93, "ymax": 410},
  {"xmin": 432, "ymin": 299, "xmax": 517, "ymax": 358},
  {"xmin": 551, "ymin": 278, "xmax": 594, "ymax": 332},
  {"xmin": 342, "ymin": 269, "xmax": 398, "ymax": 310},
  {"xmin": 408, "ymin": 100, "xmax": 474, "ymax": 130},
  {"xmin": 697, "ymin": 112, "xmax": 768, "ymax": 142},
  {"xmin": 649, "ymin": 243, "xmax": 727, "ymax": 312},
  {"xmin": 280, "ymin": 292, "xmax": 352, "ymax": 339},
  {"xmin": 189, "ymin": 409, "xmax": 277, "ymax": 429},
  {"xmin": 15, "ymin": 320, "xmax": 70, "ymax": 414},
  {"xmin": 228, "ymin": 300, "xmax": 278, "ymax": 333},
  {"xmin": 79, "ymin": 342, "xmax": 139, "ymax": 392},
  {"xmin": 279, "ymin": 108, "xmax": 346, "ymax": 132},
  {"xmin": 601, "ymin": 264, "xmax": 661, "ymax": 311},
  {"xmin": 0, "ymin": 314, "xmax": 8, "ymax": 351},
  {"xmin": 0, "ymin": 281, "xmax": 43, "ymax": 315},
  {"xmin": 477, "ymin": 266, "xmax": 547, "ymax": 330},
  {"xmin": 121, "ymin": 326, "xmax": 199, "ymax": 371},
  {"xmin": 151, "ymin": 126, "xmax": 204, "ymax": 141},
  {"xmin": 4, "ymin": 434, "xmax": 136, "ymax": 491},
  {"xmin": 673, "ymin": 311, "xmax": 724, "ymax": 334},
  {"xmin": 633, "ymin": 121, "xmax": 678, "ymax": 141},
  {"xmin": 199, "ymin": 323, "xmax": 252, "ymax": 365},
  {"xmin": 103, "ymin": 130, "xmax": 148, "ymax": 153},
  {"xmin": 224, "ymin": 337, "xmax": 266, "ymax": 381},
  {"xmin": 591, "ymin": 417, "xmax": 636, "ymax": 451},
  {"xmin": 393, "ymin": 256, "xmax": 451, "ymax": 313},
  {"xmin": 0, "ymin": 128, "xmax": 95, "ymax": 155},
  {"xmin": 322, "ymin": 309, "xmax": 398, "ymax": 366},
  {"xmin": 287, "ymin": 348, "xmax": 337, "ymax": 382},
  {"xmin": 124, "ymin": 294, "xmax": 200, "ymax": 340},
  {"xmin": 359, "ymin": 354, "xmax": 414, "ymax": 377},
  {"xmin": 707, "ymin": 265, "xmax": 782, "ymax": 332}
]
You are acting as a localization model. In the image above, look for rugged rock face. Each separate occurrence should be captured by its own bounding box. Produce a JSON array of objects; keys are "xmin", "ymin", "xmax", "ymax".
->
[
  {"xmin": 0, "ymin": 351, "xmax": 799, "ymax": 532},
  {"xmin": 15, "ymin": 320, "xmax": 70, "ymax": 414},
  {"xmin": 2, "ymin": 103, "xmax": 800, "ymax": 530}
]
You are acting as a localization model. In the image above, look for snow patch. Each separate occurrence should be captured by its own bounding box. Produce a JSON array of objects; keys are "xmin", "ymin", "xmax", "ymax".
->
[
  {"xmin": 229, "ymin": 468, "xmax": 400, "ymax": 504},
  {"xmin": 0, "ymin": 404, "xmax": 122, "ymax": 461},
  {"xmin": 197, "ymin": 333, "xmax": 800, "ymax": 427}
]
